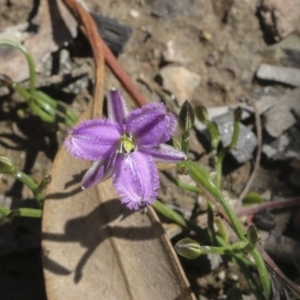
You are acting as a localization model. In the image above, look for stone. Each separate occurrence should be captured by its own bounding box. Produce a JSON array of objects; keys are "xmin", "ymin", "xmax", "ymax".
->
[
  {"xmin": 221, "ymin": 39, "xmax": 262, "ymax": 83},
  {"xmin": 256, "ymin": 63, "xmax": 300, "ymax": 86},
  {"xmin": 129, "ymin": 9, "xmax": 140, "ymax": 18},
  {"xmin": 265, "ymin": 34, "xmax": 300, "ymax": 68},
  {"xmin": 162, "ymin": 40, "xmax": 187, "ymax": 64},
  {"xmin": 262, "ymin": 126, "xmax": 300, "ymax": 160},
  {"xmin": 195, "ymin": 109, "xmax": 258, "ymax": 164},
  {"xmin": 213, "ymin": 112, "xmax": 257, "ymax": 164},
  {"xmin": 264, "ymin": 88, "xmax": 300, "ymax": 137},
  {"xmin": 258, "ymin": 0, "xmax": 300, "ymax": 41},
  {"xmin": 0, "ymin": 0, "xmax": 77, "ymax": 83},
  {"xmin": 160, "ymin": 65, "xmax": 201, "ymax": 106},
  {"xmin": 194, "ymin": 105, "xmax": 252, "ymax": 131}
]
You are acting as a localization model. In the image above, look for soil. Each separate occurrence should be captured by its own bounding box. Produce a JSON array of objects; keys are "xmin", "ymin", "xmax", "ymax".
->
[{"xmin": 0, "ymin": 0, "xmax": 299, "ymax": 299}]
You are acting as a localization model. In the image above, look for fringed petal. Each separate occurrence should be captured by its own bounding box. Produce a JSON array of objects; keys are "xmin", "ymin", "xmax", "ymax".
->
[
  {"xmin": 112, "ymin": 152, "xmax": 159, "ymax": 210},
  {"xmin": 125, "ymin": 103, "xmax": 177, "ymax": 146},
  {"xmin": 107, "ymin": 87, "xmax": 129, "ymax": 125},
  {"xmin": 65, "ymin": 119, "xmax": 120, "ymax": 160},
  {"xmin": 81, "ymin": 151, "xmax": 116, "ymax": 189},
  {"xmin": 139, "ymin": 144, "xmax": 187, "ymax": 163}
]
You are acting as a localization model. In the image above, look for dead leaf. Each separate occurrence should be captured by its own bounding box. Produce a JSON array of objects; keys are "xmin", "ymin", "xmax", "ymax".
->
[{"xmin": 42, "ymin": 90, "xmax": 195, "ymax": 299}]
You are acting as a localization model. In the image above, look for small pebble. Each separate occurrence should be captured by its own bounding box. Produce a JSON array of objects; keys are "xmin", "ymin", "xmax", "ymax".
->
[
  {"xmin": 254, "ymin": 209, "xmax": 276, "ymax": 231},
  {"xmin": 231, "ymin": 274, "xmax": 238, "ymax": 281},
  {"xmin": 130, "ymin": 9, "xmax": 140, "ymax": 18},
  {"xmin": 218, "ymin": 270, "xmax": 226, "ymax": 281}
]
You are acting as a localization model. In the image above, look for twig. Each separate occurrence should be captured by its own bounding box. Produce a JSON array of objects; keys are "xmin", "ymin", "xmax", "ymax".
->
[
  {"xmin": 62, "ymin": 0, "xmax": 147, "ymax": 108},
  {"xmin": 238, "ymin": 94, "xmax": 262, "ymax": 201},
  {"xmin": 195, "ymin": 196, "xmax": 300, "ymax": 225},
  {"xmin": 259, "ymin": 245, "xmax": 300, "ymax": 298},
  {"xmin": 103, "ymin": 43, "xmax": 148, "ymax": 107},
  {"xmin": 235, "ymin": 196, "xmax": 300, "ymax": 217},
  {"xmin": 62, "ymin": 0, "xmax": 105, "ymax": 115}
]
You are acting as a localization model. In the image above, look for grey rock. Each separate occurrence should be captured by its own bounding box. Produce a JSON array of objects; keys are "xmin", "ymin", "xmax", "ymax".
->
[
  {"xmin": 265, "ymin": 34, "xmax": 300, "ymax": 68},
  {"xmin": 262, "ymin": 125, "xmax": 300, "ymax": 160},
  {"xmin": 264, "ymin": 88, "xmax": 300, "ymax": 137},
  {"xmin": 256, "ymin": 63, "xmax": 300, "ymax": 86},
  {"xmin": 194, "ymin": 106, "xmax": 251, "ymax": 131},
  {"xmin": 213, "ymin": 112, "xmax": 257, "ymax": 164}
]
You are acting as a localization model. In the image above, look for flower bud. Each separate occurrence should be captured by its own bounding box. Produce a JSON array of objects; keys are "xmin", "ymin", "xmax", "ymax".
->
[
  {"xmin": 246, "ymin": 224, "xmax": 260, "ymax": 245},
  {"xmin": 194, "ymin": 105, "xmax": 208, "ymax": 123},
  {"xmin": 174, "ymin": 238, "xmax": 201, "ymax": 259},
  {"xmin": 179, "ymin": 100, "xmax": 195, "ymax": 132},
  {"xmin": 234, "ymin": 107, "xmax": 242, "ymax": 122},
  {"xmin": 0, "ymin": 155, "xmax": 16, "ymax": 175}
]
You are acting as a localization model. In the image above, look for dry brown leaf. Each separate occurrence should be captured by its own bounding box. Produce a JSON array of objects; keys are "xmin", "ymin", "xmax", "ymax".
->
[{"xmin": 42, "ymin": 89, "xmax": 195, "ymax": 299}]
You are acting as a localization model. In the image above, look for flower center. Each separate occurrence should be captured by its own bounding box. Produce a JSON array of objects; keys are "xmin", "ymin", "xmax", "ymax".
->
[{"xmin": 119, "ymin": 133, "xmax": 136, "ymax": 154}]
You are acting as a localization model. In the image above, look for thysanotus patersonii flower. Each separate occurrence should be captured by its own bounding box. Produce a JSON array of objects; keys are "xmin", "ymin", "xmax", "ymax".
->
[{"xmin": 65, "ymin": 87, "xmax": 186, "ymax": 210}]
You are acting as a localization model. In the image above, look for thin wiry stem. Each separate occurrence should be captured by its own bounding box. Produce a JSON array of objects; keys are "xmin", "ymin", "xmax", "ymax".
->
[{"xmin": 0, "ymin": 40, "xmax": 36, "ymax": 95}]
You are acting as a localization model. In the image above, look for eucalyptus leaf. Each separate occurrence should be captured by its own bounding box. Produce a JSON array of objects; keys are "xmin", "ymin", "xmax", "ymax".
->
[{"xmin": 42, "ymin": 94, "xmax": 195, "ymax": 300}]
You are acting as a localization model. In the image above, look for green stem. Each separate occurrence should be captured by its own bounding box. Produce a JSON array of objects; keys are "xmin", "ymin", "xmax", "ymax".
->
[
  {"xmin": 12, "ymin": 82, "xmax": 32, "ymax": 100},
  {"xmin": 217, "ymin": 236, "xmax": 264, "ymax": 300},
  {"xmin": 0, "ymin": 204, "xmax": 10, "ymax": 217},
  {"xmin": 14, "ymin": 171, "xmax": 44, "ymax": 206},
  {"xmin": 163, "ymin": 172, "xmax": 202, "ymax": 194},
  {"xmin": 181, "ymin": 130, "xmax": 190, "ymax": 154},
  {"xmin": 15, "ymin": 171, "xmax": 38, "ymax": 191},
  {"xmin": 214, "ymin": 156, "xmax": 223, "ymax": 191},
  {"xmin": 180, "ymin": 160, "xmax": 270, "ymax": 299},
  {"xmin": 35, "ymin": 91, "xmax": 78, "ymax": 124},
  {"xmin": 201, "ymin": 241, "xmax": 252, "ymax": 255},
  {"xmin": 230, "ymin": 116, "xmax": 241, "ymax": 150},
  {"xmin": 0, "ymin": 39, "xmax": 36, "ymax": 95},
  {"xmin": 185, "ymin": 160, "xmax": 244, "ymax": 238},
  {"xmin": 177, "ymin": 239, "xmax": 252, "ymax": 257},
  {"xmin": 214, "ymin": 116, "xmax": 240, "ymax": 190},
  {"xmin": 13, "ymin": 83, "xmax": 76, "ymax": 126},
  {"xmin": 207, "ymin": 201, "xmax": 217, "ymax": 244},
  {"xmin": 152, "ymin": 200, "xmax": 204, "ymax": 236},
  {"xmin": 0, "ymin": 40, "xmax": 77, "ymax": 126},
  {"xmin": 251, "ymin": 248, "xmax": 271, "ymax": 297},
  {"xmin": 153, "ymin": 200, "xmax": 188, "ymax": 228},
  {"xmin": 205, "ymin": 120, "xmax": 220, "ymax": 151},
  {"xmin": 154, "ymin": 199, "xmax": 265, "ymax": 299},
  {"xmin": 12, "ymin": 208, "xmax": 42, "ymax": 218},
  {"xmin": 12, "ymin": 83, "xmax": 56, "ymax": 122}
]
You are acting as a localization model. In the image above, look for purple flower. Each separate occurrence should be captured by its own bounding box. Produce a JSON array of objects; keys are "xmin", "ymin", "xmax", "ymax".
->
[{"xmin": 65, "ymin": 87, "xmax": 186, "ymax": 210}]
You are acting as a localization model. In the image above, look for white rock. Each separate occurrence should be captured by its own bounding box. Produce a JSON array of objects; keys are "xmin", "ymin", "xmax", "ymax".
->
[
  {"xmin": 160, "ymin": 65, "xmax": 201, "ymax": 106},
  {"xmin": 217, "ymin": 270, "xmax": 226, "ymax": 280},
  {"xmin": 129, "ymin": 9, "xmax": 140, "ymax": 18},
  {"xmin": 162, "ymin": 40, "xmax": 187, "ymax": 63}
]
